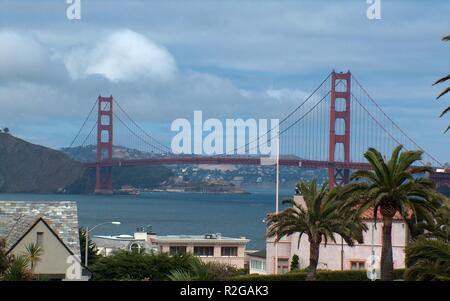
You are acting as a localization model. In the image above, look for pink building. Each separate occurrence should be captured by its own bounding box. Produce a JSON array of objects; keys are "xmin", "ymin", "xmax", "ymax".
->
[
  {"xmin": 265, "ymin": 196, "xmax": 408, "ymax": 274},
  {"xmin": 154, "ymin": 233, "xmax": 249, "ymax": 268}
]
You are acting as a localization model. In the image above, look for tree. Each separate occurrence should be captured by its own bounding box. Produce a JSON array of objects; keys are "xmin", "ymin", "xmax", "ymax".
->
[
  {"xmin": 290, "ymin": 254, "xmax": 299, "ymax": 271},
  {"xmin": 409, "ymin": 205, "xmax": 450, "ymax": 241},
  {"xmin": 341, "ymin": 145, "xmax": 439, "ymax": 280},
  {"xmin": 2, "ymin": 127, "xmax": 9, "ymax": 134},
  {"xmin": 24, "ymin": 243, "xmax": 42, "ymax": 273},
  {"xmin": 433, "ymin": 35, "xmax": 450, "ymax": 132},
  {"xmin": 267, "ymin": 179, "xmax": 366, "ymax": 281},
  {"xmin": 79, "ymin": 227, "xmax": 100, "ymax": 266},
  {"xmin": 405, "ymin": 238, "xmax": 450, "ymax": 281}
]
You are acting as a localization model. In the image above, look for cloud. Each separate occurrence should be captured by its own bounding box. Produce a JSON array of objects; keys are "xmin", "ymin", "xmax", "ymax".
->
[
  {"xmin": 0, "ymin": 0, "xmax": 449, "ymax": 161},
  {"xmin": 64, "ymin": 30, "xmax": 177, "ymax": 82},
  {"xmin": 0, "ymin": 30, "xmax": 49, "ymax": 80}
]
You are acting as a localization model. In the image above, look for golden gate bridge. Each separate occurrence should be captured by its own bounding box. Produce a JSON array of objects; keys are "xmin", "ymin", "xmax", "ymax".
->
[{"xmin": 68, "ymin": 71, "xmax": 450, "ymax": 194}]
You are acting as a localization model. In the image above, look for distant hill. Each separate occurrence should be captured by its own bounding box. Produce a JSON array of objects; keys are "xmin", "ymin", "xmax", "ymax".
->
[
  {"xmin": 0, "ymin": 135, "xmax": 174, "ymax": 194},
  {"xmin": 62, "ymin": 145, "xmax": 158, "ymax": 162},
  {"xmin": 0, "ymin": 133, "xmax": 85, "ymax": 193}
]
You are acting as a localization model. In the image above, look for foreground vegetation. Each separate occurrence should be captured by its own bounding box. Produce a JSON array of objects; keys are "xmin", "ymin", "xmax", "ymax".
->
[
  {"xmin": 0, "ymin": 240, "xmax": 43, "ymax": 281},
  {"xmin": 234, "ymin": 269, "xmax": 406, "ymax": 281},
  {"xmin": 90, "ymin": 250, "xmax": 245, "ymax": 281}
]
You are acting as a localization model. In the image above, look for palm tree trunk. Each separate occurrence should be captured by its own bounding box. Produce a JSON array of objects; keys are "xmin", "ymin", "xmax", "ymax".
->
[
  {"xmin": 380, "ymin": 215, "xmax": 394, "ymax": 281},
  {"xmin": 306, "ymin": 240, "xmax": 320, "ymax": 281}
]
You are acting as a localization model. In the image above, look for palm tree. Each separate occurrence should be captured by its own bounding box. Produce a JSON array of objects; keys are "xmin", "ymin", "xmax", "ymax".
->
[
  {"xmin": 341, "ymin": 145, "xmax": 438, "ymax": 280},
  {"xmin": 405, "ymin": 238, "xmax": 450, "ymax": 281},
  {"xmin": 168, "ymin": 258, "xmax": 239, "ymax": 281},
  {"xmin": 1, "ymin": 255, "xmax": 32, "ymax": 281},
  {"xmin": 410, "ymin": 205, "xmax": 450, "ymax": 241},
  {"xmin": 24, "ymin": 243, "xmax": 43, "ymax": 273},
  {"xmin": 433, "ymin": 35, "xmax": 450, "ymax": 131},
  {"xmin": 267, "ymin": 179, "xmax": 366, "ymax": 281}
]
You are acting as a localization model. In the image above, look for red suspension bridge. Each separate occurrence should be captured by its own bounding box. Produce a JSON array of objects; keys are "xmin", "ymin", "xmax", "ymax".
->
[{"xmin": 68, "ymin": 71, "xmax": 450, "ymax": 194}]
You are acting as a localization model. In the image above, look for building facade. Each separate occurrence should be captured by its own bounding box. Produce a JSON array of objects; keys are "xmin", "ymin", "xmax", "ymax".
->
[{"xmin": 93, "ymin": 231, "xmax": 250, "ymax": 269}]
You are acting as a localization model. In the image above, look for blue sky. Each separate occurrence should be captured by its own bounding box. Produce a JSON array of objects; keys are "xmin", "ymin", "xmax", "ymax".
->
[{"xmin": 0, "ymin": 0, "xmax": 449, "ymax": 161}]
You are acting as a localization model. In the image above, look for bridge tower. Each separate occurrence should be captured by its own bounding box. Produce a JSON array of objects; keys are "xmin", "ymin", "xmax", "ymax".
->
[
  {"xmin": 95, "ymin": 95, "xmax": 114, "ymax": 194},
  {"xmin": 328, "ymin": 71, "xmax": 351, "ymax": 188}
]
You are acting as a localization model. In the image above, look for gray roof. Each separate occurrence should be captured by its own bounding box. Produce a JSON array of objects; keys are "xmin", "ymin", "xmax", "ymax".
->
[
  {"xmin": 247, "ymin": 249, "xmax": 266, "ymax": 259},
  {"xmin": 0, "ymin": 201, "xmax": 80, "ymax": 256},
  {"xmin": 93, "ymin": 236, "xmax": 152, "ymax": 250}
]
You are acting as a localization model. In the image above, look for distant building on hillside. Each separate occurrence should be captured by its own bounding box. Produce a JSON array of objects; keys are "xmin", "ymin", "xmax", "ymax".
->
[
  {"xmin": 0, "ymin": 201, "xmax": 90, "ymax": 280},
  {"xmin": 265, "ymin": 195, "xmax": 408, "ymax": 275},
  {"xmin": 93, "ymin": 230, "xmax": 250, "ymax": 269}
]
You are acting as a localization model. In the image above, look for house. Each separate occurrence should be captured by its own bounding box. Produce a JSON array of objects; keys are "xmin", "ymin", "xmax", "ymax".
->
[
  {"xmin": 265, "ymin": 195, "xmax": 408, "ymax": 274},
  {"xmin": 246, "ymin": 249, "xmax": 267, "ymax": 274},
  {"xmin": 93, "ymin": 230, "xmax": 250, "ymax": 269},
  {"xmin": 0, "ymin": 201, "xmax": 89, "ymax": 280},
  {"xmin": 93, "ymin": 233, "xmax": 156, "ymax": 256}
]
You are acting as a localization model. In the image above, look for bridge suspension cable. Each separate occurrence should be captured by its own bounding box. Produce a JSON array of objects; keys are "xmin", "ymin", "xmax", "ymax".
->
[
  {"xmin": 114, "ymin": 99, "xmax": 172, "ymax": 153},
  {"xmin": 68, "ymin": 98, "xmax": 97, "ymax": 148}
]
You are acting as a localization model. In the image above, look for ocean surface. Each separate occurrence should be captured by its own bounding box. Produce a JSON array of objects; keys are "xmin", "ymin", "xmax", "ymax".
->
[{"xmin": 0, "ymin": 188, "xmax": 294, "ymax": 250}]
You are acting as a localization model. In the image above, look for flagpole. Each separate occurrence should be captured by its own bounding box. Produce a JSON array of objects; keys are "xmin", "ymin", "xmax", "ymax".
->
[{"xmin": 274, "ymin": 125, "xmax": 280, "ymax": 274}]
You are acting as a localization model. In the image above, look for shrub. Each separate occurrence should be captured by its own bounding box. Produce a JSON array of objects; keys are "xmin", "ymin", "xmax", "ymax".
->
[
  {"xmin": 290, "ymin": 254, "xmax": 299, "ymax": 271},
  {"xmin": 90, "ymin": 251, "xmax": 197, "ymax": 281},
  {"xmin": 233, "ymin": 269, "xmax": 406, "ymax": 281}
]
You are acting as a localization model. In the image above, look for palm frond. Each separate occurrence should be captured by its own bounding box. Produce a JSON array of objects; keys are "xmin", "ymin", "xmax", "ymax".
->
[
  {"xmin": 440, "ymin": 106, "xmax": 450, "ymax": 117},
  {"xmin": 433, "ymin": 74, "xmax": 450, "ymax": 86},
  {"xmin": 436, "ymin": 86, "xmax": 450, "ymax": 99}
]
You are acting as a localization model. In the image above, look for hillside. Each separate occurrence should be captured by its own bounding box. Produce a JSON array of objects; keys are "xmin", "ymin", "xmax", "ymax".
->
[
  {"xmin": 0, "ymin": 135, "xmax": 174, "ymax": 193},
  {"xmin": 0, "ymin": 133, "xmax": 85, "ymax": 193}
]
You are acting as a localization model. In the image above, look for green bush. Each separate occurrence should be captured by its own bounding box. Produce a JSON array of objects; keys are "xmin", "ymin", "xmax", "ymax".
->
[
  {"xmin": 90, "ymin": 251, "xmax": 197, "ymax": 281},
  {"xmin": 91, "ymin": 251, "xmax": 246, "ymax": 281},
  {"xmin": 233, "ymin": 269, "xmax": 406, "ymax": 281}
]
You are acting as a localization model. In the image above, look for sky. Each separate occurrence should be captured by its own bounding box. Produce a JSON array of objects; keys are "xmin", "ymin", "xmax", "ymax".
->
[{"xmin": 0, "ymin": 0, "xmax": 449, "ymax": 161}]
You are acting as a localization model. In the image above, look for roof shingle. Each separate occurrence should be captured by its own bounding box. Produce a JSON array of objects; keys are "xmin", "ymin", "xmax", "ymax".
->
[{"xmin": 0, "ymin": 201, "xmax": 80, "ymax": 256}]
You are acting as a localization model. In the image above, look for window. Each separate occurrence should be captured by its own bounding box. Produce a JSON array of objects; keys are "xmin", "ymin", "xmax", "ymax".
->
[
  {"xmin": 277, "ymin": 258, "xmax": 289, "ymax": 274},
  {"xmin": 170, "ymin": 246, "xmax": 187, "ymax": 256},
  {"xmin": 350, "ymin": 261, "xmax": 365, "ymax": 270},
  {"xmin": 251, "ymin": 259, "xmax": 267, "ymax": 271},
  {"xmin": 129, "ymin": 243, "xmax": 141, "ymax": 253},
  {"xmin": 36, "ymin": 232, "xmax": 44, "ymax": 247},
  {"xmin": 193, "ymin": 246, "xmax": 214, "ymax": 257},
  {"xmin": 221, "ymin": 246, "xmax": 238, "ymax": 257}
]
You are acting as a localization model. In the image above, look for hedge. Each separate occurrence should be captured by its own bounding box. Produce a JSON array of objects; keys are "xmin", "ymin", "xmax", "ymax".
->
[{"xmin": 233, "ymin": 269, "xmax": 405, "ymax": 281}]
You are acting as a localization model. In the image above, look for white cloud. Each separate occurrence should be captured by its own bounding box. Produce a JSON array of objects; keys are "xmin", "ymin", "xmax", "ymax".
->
[
  {"xmin": 64, "ymin": 29, "xmax": 177, "ymax": 82},
  {"xmin": 0, "ymin": 30, "xmax": 49, "ymax": 80}
]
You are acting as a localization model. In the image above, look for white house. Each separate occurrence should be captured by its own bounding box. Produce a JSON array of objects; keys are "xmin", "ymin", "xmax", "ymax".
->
[
  {"xmin": 93, "ymin": 230, "xmax": 250, "ymax": 269},
  {"xmin": 0, "ymin": 201, "xmax": 89, "ymax": 280}
]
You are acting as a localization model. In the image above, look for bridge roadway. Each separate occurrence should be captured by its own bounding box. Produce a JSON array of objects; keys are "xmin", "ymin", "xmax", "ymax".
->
[{"xmin": 83, "ymin": 156, "xmax": 450, "ymax": 182}]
